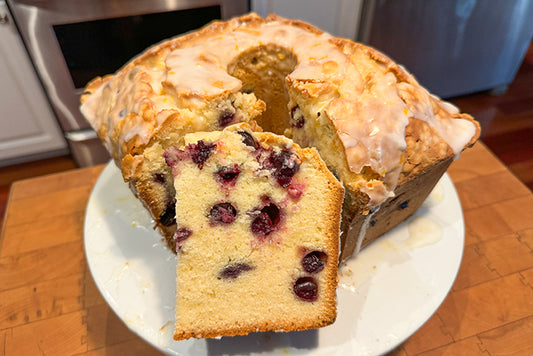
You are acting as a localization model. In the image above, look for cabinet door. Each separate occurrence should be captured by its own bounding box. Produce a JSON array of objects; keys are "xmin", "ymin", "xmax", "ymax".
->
[{"xmin": 0, "ymin": 1, "xmax": 67, "ymax": 166}]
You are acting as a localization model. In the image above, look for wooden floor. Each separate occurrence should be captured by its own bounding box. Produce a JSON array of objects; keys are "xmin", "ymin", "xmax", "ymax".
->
[
  {"xmin": 1, "ymin": 43, "xmax": 532, "ymax": 231},
  {"xmin": 450, "ymin": 42, "xmax": 533, "ymax": 193}
]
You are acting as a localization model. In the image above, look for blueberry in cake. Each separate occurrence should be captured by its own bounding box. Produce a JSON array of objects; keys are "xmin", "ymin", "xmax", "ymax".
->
[{"xmin": 164, "ymin": 124, "xmax": 344, "ymax": 340}]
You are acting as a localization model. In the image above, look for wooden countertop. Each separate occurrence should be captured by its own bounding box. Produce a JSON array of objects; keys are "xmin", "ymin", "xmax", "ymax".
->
[{"xmin": 1, "ymin": 142, "xmax": 532, "ymax": 355}]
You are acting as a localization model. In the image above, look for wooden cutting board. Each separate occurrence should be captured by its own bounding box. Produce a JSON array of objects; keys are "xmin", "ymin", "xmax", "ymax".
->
[{"xmin": 1, "ymin": 142, "xmax": 532, "ymax": 355}]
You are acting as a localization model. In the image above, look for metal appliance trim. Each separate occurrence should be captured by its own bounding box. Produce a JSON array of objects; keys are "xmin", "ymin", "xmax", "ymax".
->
[{"xmin": 6, "ymin": 0, "xmax": 249, "ymax": 132}]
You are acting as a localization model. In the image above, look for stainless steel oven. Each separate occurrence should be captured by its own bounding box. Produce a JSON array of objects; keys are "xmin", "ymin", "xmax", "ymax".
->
[{"xmin": 6, "ymin": 0, "xmax": 249, "ymax": 166}]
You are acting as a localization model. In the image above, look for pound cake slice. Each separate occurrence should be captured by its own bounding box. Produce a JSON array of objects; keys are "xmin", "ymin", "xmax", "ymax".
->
[{"xmin": 164, "ymin": 124, "xmax": 344, "ymax": 340}]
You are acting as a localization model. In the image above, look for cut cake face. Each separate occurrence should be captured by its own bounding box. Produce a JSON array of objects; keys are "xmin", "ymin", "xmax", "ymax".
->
[{"xmin": 164, "ymin": 124, "xmax": 344, "ymax": 340}]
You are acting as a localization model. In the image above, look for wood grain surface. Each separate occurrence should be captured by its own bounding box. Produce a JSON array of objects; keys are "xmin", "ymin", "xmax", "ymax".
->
[{"xmin": 1, "ymin": 142, "xmax": 532, "ymax": 355}]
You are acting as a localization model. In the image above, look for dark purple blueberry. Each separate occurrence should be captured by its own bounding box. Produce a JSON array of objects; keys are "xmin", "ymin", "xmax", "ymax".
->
[
  {"xmin": 302, "ymin": 251, "xmax": 327, "ymax": 273},
  {"xmin": 251, "ymin": 212, "xmax": 275, "ymax": 236},
  {"xmin": 209, "ymin": 202, "xmax": 238, "ymax": 224},
  {"xmin": 164, "ymin": 146, "xmax": 187, "ymax": 167},
  {"xmin": 293, "ymin": 277, "xmax": 318, "ymax": 302},
  {"xmin": 290, "ymin": 105, "xmax": 298, "ymax": 117},
  {"xmin": 250, "ymin": 201, "xmax": 281, "ymax": 236},
  {"xmin": 370, "ymin": 219, "xmax": 378, "ymax": 227},
  {"xmin": 215, "ymin": 164, "xmax": 241, "ymax": 186},
  {"xmin": 292, "ymin": 117, "xmax": 305, "ymax": 128},
  {"xmin": 290, "ymin": 105, "xmax": 305, "ymax": 128},
  {"xmin": 237, "ymin": 131, "xmax": 259, "ymax": 149},
  {"xmin": 261, "ymin": 202, "xmax": 280, "ymax": 225},
  {"xmin": 118, "ymin": 108, "xmax": 127, "ymax": 118},
  {"xmin": 154, "ymin": 173, "xmax": 166, "ymax": 184},
  {"xmin": 160, "ymin": 199, "xmax": 176, "ymax": 226},
  {"xmin": 189, "ymin": 140, "xmax": 216, "ymax": 169},
  {"xmin": 218, "ymin": 262, "xmax": 254, "ymax": 279},
  {"xmin": 163, "ymin": 147, "xmax": 185, "ymax": 167},
  {"xmin": 164, "ymin": 141, "xmax": 216, "ymax": 169},
  {"xmin": 399, "ymin": 201, "xmax": 409, "ymax": 209},
  {"xmin": 266, "ymin": 150, "xmax": 300, "ymax": 188},
  {"xmin": 174, "ymin": 227, "xmax": 192, "ymax": 244},
  {"xmin": 218, "ymin": 109, "xmax": 236, "ymax": 127}
]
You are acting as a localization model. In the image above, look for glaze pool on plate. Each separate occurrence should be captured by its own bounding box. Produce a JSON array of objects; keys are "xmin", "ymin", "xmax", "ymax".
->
[{"xmin": 84, "ymin": 162, "xmax": 464, "ymax": 356}]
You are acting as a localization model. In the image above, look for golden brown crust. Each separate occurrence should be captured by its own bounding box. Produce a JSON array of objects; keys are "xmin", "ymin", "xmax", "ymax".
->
[
  {"xmin": 175, "ymin": 312, "xmax": 335, "ymax": 340},
  {"xmin": 339, "ymin": 156, "xmax": 454, "ymax": 261},
  {"xmin": 400, "ymin": 118, "xmax": 454, "ymax": 184}
]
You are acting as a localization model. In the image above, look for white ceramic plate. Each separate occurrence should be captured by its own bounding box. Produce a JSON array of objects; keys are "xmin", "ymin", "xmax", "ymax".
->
[{"xmin": 85, "ymin": 162, "xmax": 464, "ymax": 356}]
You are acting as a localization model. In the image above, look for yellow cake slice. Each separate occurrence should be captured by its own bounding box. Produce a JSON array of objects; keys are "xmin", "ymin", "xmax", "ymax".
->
[{"xmin": 164, "ymin": 124, "xmax": 344, "ymax": 340}]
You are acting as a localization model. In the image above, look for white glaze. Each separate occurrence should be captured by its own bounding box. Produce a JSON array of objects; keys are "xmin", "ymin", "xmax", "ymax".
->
[
  {"xmin": 406, "ymin": 216, "xmax": 442, "ymax": 248},
  {"xmin": 353, "ymin": 206, "xmax": 381, "ymax": 256},
  {"xmin": 422, "ymin": 181, "xmax": 445, "ymax": 209}
]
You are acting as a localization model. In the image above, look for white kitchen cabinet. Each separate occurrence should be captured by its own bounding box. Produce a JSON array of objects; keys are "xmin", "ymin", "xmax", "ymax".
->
[
  {"xmin": 251, "ymin": 0, "xmax": 363, "ymax": 39},
  {"xmin": 0, "ymin": 1, "xmax": 68, "ymax": 167}
]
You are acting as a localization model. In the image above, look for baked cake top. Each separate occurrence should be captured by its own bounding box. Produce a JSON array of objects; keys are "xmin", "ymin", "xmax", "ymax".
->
[{"xmin": 80, "ymin": 13, "xmax": 479, "ymax": 209}]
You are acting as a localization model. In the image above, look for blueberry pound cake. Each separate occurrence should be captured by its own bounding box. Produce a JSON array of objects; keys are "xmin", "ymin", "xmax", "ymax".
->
[
  {"xmin": 80, "ymin": 13, "xmax": 480, "ymax": 261},
  {"xmin": 164, "ymin": 124, "xmax": 344, "ymax": 340}
]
